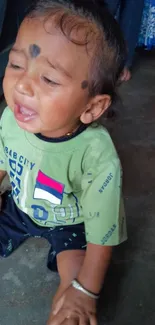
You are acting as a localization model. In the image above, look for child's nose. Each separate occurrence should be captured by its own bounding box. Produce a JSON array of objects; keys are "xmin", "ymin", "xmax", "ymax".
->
[{"xmin": 15, "ymin": 76, "xmax": 34, "ymax": 97}]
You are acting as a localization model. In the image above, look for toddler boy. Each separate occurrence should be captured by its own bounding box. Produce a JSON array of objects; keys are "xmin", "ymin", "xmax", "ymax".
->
[{"xmin": 0, "ymin": 1, "xmax": 127, "ymax": 324}]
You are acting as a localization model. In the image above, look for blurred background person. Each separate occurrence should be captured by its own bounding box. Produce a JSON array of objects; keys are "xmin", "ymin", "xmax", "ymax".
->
[
  {"xmin": 104, "ymin": 0, "xmax": 144, "ymax": 81},
  {"xmin": 139, "ymin": 0, "xmax": 155, "ymax": 49}
]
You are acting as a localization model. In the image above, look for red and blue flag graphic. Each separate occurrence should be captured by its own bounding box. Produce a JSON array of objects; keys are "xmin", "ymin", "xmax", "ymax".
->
[{"xmin": 34, "ymin": 170, "xmax": 64, "ymax": 205}]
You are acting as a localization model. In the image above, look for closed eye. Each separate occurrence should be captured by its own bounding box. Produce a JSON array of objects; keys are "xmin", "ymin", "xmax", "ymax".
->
[
  {"xmin": 9, "ymin": 62, "xmax": 23, "ymax": 70},
  {"xmin": 42, "ymin": 76, "xmax": 59, "ymax": 86}
]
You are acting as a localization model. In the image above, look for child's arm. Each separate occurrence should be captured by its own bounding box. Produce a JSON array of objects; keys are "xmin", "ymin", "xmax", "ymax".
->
[
  {"xmin": 48, "ymin": 244, "xmax": 112, "ymax": 325},
  {"xmin": 0, "ymin": 170, "xmax": 7, "ymax": 183},
  {"xmin": 77, "ymin": 243, "xmax": 112, "ymax": 294},
  {"xmin": 0, "ymin": 111, "xmax": 7, "ymax": 188},
  {"xmin": 0, "ymin": 170, "xmax": 7, "ymax": 209},
  {"xmin": 48, "ymin": 140, "xmax": 127, "ymax": 325}
]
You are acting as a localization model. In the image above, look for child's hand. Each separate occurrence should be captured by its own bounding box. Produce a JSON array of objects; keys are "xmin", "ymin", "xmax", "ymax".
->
[{"xmin": 47, "ymin": 285, "xmax": 97, "ymax": 325}]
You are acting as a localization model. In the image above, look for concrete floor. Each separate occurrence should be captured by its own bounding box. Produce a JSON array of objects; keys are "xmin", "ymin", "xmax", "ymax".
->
[{"xmin": 0, "ymin": 51, "xmax": 155, "ymax": 325}]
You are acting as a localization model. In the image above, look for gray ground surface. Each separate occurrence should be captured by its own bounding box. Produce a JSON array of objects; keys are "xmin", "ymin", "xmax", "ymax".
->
[{"xmin": 0, "ymin": 51, "xmax": 155, "ymax": 325}]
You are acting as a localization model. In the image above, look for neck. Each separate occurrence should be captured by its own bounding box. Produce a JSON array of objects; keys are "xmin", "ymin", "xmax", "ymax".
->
[{"xmin": 41, "ymin": 123, "xmax": 82, "ymax": 139}]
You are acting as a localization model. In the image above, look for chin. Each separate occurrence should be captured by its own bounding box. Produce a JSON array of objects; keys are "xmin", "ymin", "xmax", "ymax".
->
[{"xmin": 15, "ymin": 119, "xmax": 40, "ymax": 134}]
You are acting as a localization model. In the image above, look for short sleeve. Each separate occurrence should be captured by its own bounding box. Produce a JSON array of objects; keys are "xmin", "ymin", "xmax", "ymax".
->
[
  {"xmin": 0, "ymin": 113, "xmax": 7, "ymax": 171},
  {"xmin": 80, "ymin": 143, "xmax": 127, "ymax": 246}
]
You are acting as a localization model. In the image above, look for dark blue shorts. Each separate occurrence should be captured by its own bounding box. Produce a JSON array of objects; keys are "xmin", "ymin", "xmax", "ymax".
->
[{"xmin": 0, "ymin": 192, "xmax": 86, "ymax": 271}]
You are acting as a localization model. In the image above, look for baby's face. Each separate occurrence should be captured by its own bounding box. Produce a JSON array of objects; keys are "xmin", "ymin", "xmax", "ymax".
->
[{"xmin": 3, "ymin": 16, "xmax": 90, "ymax": 137}]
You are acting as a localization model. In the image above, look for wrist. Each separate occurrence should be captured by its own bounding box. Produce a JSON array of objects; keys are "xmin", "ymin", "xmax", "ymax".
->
[
  {"xmin": 71, "ymin": 279, "xmax": 100, "ymax": 299},
  {"xmin": 77, "ymin": 274, "xmax": 101, "ymax": 295},
  {"xmin": 77, "ymin": 244, "xmax": 112, "ymax": 294}
]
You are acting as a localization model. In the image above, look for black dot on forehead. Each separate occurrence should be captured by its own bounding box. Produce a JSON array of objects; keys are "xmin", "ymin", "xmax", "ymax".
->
[
  {"xmin": 81, "ymin": 80, "xmax": 88, "ymax": 89},
  {"xmin": 29, "ymin": 44, "xmax": 41, "ymax": 58}
]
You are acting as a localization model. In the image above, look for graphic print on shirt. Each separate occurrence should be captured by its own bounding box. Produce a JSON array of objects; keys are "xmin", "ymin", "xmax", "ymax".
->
[
  {"xmin": 4, "ymin": 146, "xmax": 35, "ymax": 204},
  {"xmin": 4, "ymin": 146, "xmax": 80, "ymax": 225},
  {"xmin": 33, "ymin": 170, "xmax": 65, "ymax": 205},
  {"xmin": 32, "ymin": 170, "xmax": 80, "ymax": 225}
]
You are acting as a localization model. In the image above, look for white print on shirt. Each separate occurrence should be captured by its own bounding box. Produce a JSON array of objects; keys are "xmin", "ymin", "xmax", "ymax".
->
[
  {"xmin": 4, "ymin": 146, "xmax": 35, "ymax": 204},
  {"xmin": 4, "ymin": 147, "xmax": 35, "ymax": 170},
  {"xmin": 20, "ymin": 169, "xmax": 29, "ymax": 214}
]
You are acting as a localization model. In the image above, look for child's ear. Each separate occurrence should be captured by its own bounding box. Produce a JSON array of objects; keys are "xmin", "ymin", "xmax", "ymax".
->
[{"xmin": 80, "ymin": 94, "xmax": 111, "ymax": 124}]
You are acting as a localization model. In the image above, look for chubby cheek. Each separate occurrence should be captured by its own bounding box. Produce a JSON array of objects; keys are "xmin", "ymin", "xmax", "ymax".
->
[
  {"xmin": 40, "ymin": 89, "xmax": 86, "ymax": 126},
  {"xmin": 40, "ymin": 98, "xmax": 75, "ymax": 128},
  {"xmin": 3, "ymin": 72, "xmax": 15, "ymax": 109},
  {"xmin": 40, "ymin": 101, "xmax": 66, "ymax": 127}
]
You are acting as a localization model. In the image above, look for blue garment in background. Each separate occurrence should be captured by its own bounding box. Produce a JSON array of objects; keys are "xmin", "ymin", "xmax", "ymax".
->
[
  {"xmin": 104, "ymin": 0, "xmax": 144, "ymax": 67},
  {"xmin": 0, "ymin": 0, "xmax": 7, "ymax": 35},
  {"xmin": 139, "ymin": 0, "xmax": 155, "ymax": 48}
]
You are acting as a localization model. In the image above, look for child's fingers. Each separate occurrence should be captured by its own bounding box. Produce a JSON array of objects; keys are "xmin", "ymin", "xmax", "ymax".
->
[
  {"xmin": 47, "ymin": 309, "xmax": 70, "ymax": 325},
  {"xmin": 62, "ymin": 316, "xmax": 78, "ymax": 325},
  {"xmin": 79, "ymin": 315, "xmax": 91, "ymax": 325},
  {"xmin": 78, "ymin": 314, "xmax": 97, "ymax": 325},
  {"xmin": 90, "ymin": 314, "xmax": 98, "ymax": 325},
  {"xmin": 52, "ymin": 295, "xmax": 65, "ymax": 315}
]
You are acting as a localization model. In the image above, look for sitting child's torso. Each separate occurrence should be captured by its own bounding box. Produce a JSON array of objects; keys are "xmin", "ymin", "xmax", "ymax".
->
[{"xmin": 0, "ymin": 107, "xmax": 126, "ymax": 245}]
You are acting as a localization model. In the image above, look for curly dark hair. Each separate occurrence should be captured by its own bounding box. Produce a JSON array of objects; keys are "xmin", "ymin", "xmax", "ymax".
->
[{"xmin": 27, "ymin": 0, "xmax": 126, "ymax": 100}]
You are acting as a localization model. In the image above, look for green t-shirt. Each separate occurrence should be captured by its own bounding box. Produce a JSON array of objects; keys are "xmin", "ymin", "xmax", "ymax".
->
[{"xmin": 0, "ymin": 107, "xmax": 127, "ymax": 245}]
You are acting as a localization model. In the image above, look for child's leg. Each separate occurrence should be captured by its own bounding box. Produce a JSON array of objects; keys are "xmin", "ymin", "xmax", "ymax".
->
[{"xmin": 0, "ymin": 192, "xmax": 30, "ymax": 257}]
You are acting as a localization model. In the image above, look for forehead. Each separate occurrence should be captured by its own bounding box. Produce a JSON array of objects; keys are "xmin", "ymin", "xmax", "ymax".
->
[{"xmin": 15, "ymin": 17, "xmax": 91, "ymax": 77}]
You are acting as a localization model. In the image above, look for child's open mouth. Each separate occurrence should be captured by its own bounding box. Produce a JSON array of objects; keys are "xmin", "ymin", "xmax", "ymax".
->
[{"xmin": 14, "ymin": 104, "xmax": 37, "ymax": 122}]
